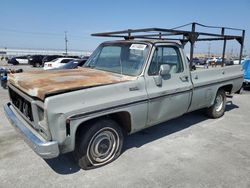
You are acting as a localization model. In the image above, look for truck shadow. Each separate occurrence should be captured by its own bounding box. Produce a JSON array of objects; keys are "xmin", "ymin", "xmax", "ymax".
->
[
  {"xmin": 44, "ymin": 102, "xmax": 239, "ymax": 174},
  {"xmin": 124, "ymin": 101, "xmax": 238, "ymax": 150},
  {"xmin": 45, "ymin": 152, "xmax": 80, "ymax": 174}
]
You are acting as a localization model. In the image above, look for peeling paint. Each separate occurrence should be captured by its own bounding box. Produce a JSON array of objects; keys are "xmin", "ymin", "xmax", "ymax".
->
[{"xmin": 8, "ymin": 67, "xmax": 136, "ymax": 100}]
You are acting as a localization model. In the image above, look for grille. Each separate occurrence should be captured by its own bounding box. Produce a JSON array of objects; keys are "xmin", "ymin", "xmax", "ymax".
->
[{"xmin": 9, "ymin": 87, "xmax": 34, "ymax": 122}]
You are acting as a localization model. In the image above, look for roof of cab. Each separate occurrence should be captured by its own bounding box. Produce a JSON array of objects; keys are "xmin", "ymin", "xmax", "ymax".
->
[{"xmin": 101, "ymin": 39, "xmax": 182, "ymax": 46}]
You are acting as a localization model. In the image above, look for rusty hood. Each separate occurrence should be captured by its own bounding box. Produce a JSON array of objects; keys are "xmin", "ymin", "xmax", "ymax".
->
[{"xmin": 8, "ymin": 68, "xmax": 136, "ymax": 100}]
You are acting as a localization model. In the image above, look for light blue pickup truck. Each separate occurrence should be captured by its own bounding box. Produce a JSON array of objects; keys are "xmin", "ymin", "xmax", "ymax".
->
[{"xmin": 4, "ymin": 24, "xmax": 244, "ymax": 169}]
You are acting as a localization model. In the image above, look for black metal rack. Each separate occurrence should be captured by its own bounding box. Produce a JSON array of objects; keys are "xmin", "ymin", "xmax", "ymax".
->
[{"xmin": 92, "ymin": 22, "xmax": 245, "ymax": 69}]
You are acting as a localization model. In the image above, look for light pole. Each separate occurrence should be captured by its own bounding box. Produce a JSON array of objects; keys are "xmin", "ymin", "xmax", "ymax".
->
[{"xmin": 65, "ymin": 31, "xmax": 68, "ymax": 55}]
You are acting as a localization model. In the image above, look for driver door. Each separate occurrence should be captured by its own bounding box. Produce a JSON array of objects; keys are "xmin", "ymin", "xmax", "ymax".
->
[{"xmin": 145, "ymin": 45, "xmax": 193, "ymax": 126}]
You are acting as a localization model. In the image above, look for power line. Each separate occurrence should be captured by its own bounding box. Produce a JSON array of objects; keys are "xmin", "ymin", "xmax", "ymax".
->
[
  {"xmin": 0, "ymin": 27, "xmax": 63, "ymax": 36},
  {"xmin": 0, "ymin": 27, "xmax": 90, "ymax": 39}
]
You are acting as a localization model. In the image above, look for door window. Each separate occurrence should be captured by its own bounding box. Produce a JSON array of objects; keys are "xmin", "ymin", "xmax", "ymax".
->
[
  {"xmin": 148, "ymin": 46, "xmax": 183, "ymax": 75},
  {"xmin": 61, "ymin": 59, "xmax": 73, "ymax": 63}
]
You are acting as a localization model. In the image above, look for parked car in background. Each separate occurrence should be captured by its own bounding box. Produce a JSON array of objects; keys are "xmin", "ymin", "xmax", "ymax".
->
[
  {"xmin": 28, "ymin": 55, "xmax": 45, "ymax": 67},
  {"xmin": 206, "ymin": 57, "xmax": 221, "ymax": 66},
  {"xmin": 192, "ymin": 57, "xmax": 200, "ymax": 65},
  {"xmin": 233, "ymin": 58, "xmax": 246, "ymax": 65},
  {"xmin": 192, "ymin": 57, "xmax": 207, "ymax": 65},
  {"xmin": 65, "ymin": 55, "xmax": 80, "ymax": 59},
  {"xmin": 43, "ymin": 57, "xmax": 77, "ymax": 70},
  {"xmin": 7, "ymin": 57, "xmax": 19, "ymax": 65},
  {"xmin": 225, "ymin": 59, "xmax": 234, "ymax": 66},
  {"xmin": 15, "ymin": 56, "xmax": 29, "ymax": 64},
  {"xmin": 215, "ymin": 58, "xmax": 234, "ymax": 66},
  {"xmin": 0, "ymin": 67, "xmax": 23, "ymax": 89},
  {"xmin": 242, "ymin": 59, "xmax": 250, "ymax": 88},
  {"xmin": 7, "ymin": 56, "xmax": 29, "ymax": 65},
  {"xmin": 206, "ymin": 57, "xmax": 234, "ymax": 66},
  {"xmin": 50, "ymin": 57, "xmax": 89, "ymax": 70},
  {"xmin": 42, "ymin": 55, "xmax": 63, "ymax": 67},
  {"xmin": 0, "ymin": 67, "xmax": 8, "ymax": 88}
]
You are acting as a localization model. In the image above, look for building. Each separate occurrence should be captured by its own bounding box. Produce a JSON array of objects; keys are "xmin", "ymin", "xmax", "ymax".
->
[{"xmin": 0, "ymin": 48, "xmax": 91, "ymax": 58}]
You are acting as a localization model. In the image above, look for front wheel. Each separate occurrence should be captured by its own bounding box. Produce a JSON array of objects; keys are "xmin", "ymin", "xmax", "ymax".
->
[
  {"xmin": 206, "ymin": 89, "xmax": 226, "ymax": 118},
  {"xmin": 74, "ymin": 118, "xmax": 124, "ymax": 170}
]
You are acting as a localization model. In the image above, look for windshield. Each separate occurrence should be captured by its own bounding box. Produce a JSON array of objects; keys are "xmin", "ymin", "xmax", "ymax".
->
[
  {"xmin": 84, "ymin": 43, "xmax": 149, "ymax": 76},
  {"xmin": 51, "ymin": 58, "xmax": 59, "ymax": 62}
]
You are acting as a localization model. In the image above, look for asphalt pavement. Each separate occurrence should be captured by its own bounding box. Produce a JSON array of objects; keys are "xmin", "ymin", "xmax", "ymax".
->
[{"xmin": 0, "ymin": 63, "xmax": 250, "ymax": 188}]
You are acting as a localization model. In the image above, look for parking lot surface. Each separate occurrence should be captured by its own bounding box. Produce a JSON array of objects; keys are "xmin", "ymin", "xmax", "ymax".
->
[{"xmin": 0, "ymin": 63, "xmax": 250, "ymax": 188}]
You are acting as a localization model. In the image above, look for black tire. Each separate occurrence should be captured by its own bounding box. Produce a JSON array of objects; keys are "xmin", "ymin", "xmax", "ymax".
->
[
  {"xmin": 207, "ymin": 89, "xmax": 226, "ymax": 118},
  {"xmin": 236, "ymin": 86, "xmax": 243, "ymax": 94},
  {"xmin": 74, "ymin": 118, "xmax": 124, "ymax": 170},
  {"xmin": 242, "ymin": 83, "xmax": 247, "ymax": 90},
  {"xmin": 1, "ymin": 80, "xmax": 7, "ymax": 89},
  {"xmin": 34, "ymin": 62, "xmax": 40, "ymax": 67}
]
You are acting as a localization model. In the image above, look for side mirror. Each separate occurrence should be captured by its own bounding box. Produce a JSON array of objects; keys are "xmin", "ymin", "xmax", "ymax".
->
[
  {"xmin": 159, "ymin": 64, "xmax": 170, "ymax": 76},
  {"xmin": 153, "ymin": 64, "xmax": 171, "ymax": 87}
]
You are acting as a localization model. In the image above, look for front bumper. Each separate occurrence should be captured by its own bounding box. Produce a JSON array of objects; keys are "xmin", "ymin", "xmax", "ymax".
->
[{"xmin": 4, "ymin": 102, "xmax": 59, "ymax": 159}]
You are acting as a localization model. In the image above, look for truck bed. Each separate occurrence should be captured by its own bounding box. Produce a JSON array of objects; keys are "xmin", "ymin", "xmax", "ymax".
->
[{"xmin": 188, "ymin": 65, "xmax": 243, "ymax": 112}]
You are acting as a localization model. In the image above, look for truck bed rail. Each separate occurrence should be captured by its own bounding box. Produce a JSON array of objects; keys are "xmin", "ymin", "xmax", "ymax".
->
[{"xmin": 91, "ymin": 22, "xmax": 245, "ymax": 69}]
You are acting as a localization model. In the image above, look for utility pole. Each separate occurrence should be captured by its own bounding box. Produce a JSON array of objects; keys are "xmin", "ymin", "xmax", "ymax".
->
[
  {"xmin": 208, "ymin": 42, "xmax": 211, "ymax": 58},
  {"xmin": 230, "ymin": 46, "xmax": 233, "ymax": 58},
  {"xmin": 64, "ymin": 31, "xmax": 68, "ymax": 55},
  {"xmin": 243, "ymin": 46, "xmax": 246, "ymax": 58}
]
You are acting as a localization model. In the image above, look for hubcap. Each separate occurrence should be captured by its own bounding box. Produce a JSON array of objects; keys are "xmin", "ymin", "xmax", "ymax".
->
[
  {"xmin": 87, "ymin": 128, "xmax": 119, "ymax": 166},
  {"xmin": 215, "ymin": 94, "xmax": 223, "ymax": 112}
]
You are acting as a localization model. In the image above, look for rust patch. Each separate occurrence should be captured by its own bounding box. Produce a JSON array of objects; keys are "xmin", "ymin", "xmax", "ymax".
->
[{"xmin": 8, "ymin": 68, "xmax": 136, "ymax": 100}]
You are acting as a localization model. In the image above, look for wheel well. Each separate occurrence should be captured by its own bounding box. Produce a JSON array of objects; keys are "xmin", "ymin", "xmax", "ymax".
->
[
  {"xmin": 75, "ymin": 111, "xmax": 132, "ymax": 139},
  {"xmin": 219, "ymin": 84, "xmax": 233, "ymax": 94},
  {"xmin": 107, "ymin": 111, "xmax": 132, "ymax": 134}
]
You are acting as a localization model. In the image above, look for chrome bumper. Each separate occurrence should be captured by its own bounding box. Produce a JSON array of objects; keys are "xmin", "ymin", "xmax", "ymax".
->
[{"xmin": 4, "ymin": 102, "xmax": 59, "ymax": 159}]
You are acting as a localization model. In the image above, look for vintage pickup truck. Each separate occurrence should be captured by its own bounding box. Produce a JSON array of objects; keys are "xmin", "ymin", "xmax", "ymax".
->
[{"xmin": 4, "ymin": 25, "xmax": 244, "ymax": 169}]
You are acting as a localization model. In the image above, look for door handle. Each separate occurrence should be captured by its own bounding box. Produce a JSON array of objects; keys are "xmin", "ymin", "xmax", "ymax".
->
[{"xmin": 180, "ymin": 75, "xmax": 189, "ymax": 82}]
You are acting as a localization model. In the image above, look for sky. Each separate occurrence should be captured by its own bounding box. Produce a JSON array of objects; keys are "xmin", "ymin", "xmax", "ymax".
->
[{"xmin": 1, "ymin": 0, "xmax": 250, "ymax": 56}]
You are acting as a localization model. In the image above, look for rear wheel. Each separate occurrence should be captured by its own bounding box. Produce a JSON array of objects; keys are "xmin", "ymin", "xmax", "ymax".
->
[
  {"xmin": 207, "ymin": 89, "xmax": 226, "ymax": 118},
  {"xmin": 74, "ymin": 118, "xmax": 124, "ymax": 170}
]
